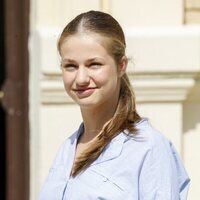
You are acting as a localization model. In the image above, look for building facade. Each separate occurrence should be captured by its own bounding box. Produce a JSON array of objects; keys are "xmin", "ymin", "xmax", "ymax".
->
[{"xmin": 28, "ymin": 0, "xmax": 200, "ymax": 199}]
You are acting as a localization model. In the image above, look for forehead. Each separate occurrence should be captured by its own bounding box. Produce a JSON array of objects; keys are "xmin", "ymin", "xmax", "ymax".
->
[{"xmin": 59, "ymin": 33, "xmax": 112, "ymax": 55}]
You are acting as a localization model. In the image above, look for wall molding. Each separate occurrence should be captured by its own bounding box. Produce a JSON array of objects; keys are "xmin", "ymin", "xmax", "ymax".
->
[
  {"xmin": 34, "ymin": 26, "xmax": 200, "ymax": 104},
  {"xmin": 41, "ymin": 72, "xmax": 200, "ymax": 104}
]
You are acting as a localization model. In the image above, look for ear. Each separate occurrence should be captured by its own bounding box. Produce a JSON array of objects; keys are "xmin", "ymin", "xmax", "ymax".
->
[{"xmin": 118, "ymin": 56, "xmax": 128, "ymax": 77}]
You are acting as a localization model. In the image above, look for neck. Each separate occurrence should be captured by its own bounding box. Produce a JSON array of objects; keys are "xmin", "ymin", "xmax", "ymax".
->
[{"xmin": 80, "ymin": 97, "xmax": 119, "ymax": 143}]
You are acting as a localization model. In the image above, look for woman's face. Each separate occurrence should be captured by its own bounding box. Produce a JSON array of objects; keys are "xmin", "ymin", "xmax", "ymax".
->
[{"xmin": 60, "ymin": 33, "xmax": 126, "ymax": 109}]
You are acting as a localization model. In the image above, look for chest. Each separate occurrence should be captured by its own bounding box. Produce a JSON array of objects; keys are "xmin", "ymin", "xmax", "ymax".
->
[
  {"xmin": 39, "ymin": 135, "xmax": 149, "ymax": 200},
  {"xmin": 63, "ymin": 163, "xmax": 139, "ymax": 200}
]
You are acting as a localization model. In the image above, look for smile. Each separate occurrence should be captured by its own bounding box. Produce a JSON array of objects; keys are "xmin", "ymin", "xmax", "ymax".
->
[{"xmin": 73, "ymin": 87, "xmax": 97, "ymax": 98}]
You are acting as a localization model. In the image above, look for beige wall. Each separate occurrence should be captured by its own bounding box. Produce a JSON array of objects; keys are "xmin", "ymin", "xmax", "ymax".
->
[
  {"xmin": 29, "ymin": 0, "xmax": 200, "ymax": 199},
  {"xmin": 185, "ymin": 0, "xmax": 200, "ymax": 24}
]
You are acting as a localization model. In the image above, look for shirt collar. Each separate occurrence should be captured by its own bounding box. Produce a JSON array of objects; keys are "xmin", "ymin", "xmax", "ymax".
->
[
  {"xmin": 91, "ymin": 132, "xmax": 127, "ymax": 166},
  {"xmin": 71, "ymin": 123, "xmax": 127, "ymax": 166}
]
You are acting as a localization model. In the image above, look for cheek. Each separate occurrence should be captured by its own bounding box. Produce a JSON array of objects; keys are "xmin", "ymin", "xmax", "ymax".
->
[
  {"xmin": 62, "ymin": 73, "xmax": 74, "ymax": 91},
  {"xmin": 94, "ymin": 70, "xmax": 119, "ymax": 92},
  {"xmin": 102, "ymin": 68, "xmax": 119, "ymax": 85}
]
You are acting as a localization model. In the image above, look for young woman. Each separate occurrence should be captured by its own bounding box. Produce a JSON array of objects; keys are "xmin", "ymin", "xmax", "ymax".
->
[{"xmin": 39, "ymin": 10, "xmax": 190, "ymax": 200}]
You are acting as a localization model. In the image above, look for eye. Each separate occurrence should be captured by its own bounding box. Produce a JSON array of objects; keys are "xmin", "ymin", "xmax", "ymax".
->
[
  {"xmin": 62, "ymin": 64, "xmax": 77, "ymax": 71},
  {"xmin": 89, "ymin": 62, "xmax": 102, "ymax": 69}
]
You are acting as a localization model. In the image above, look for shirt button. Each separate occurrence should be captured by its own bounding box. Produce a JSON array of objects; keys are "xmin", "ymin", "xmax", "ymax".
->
[{"xmin": 102, "ymin": 177, "xmax": 108, "ymax": 182}]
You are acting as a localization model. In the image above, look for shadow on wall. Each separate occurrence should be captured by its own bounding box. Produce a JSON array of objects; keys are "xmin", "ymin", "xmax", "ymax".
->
[
  {"xmin": 183, "ymin": 102, "xmax": 200, "ymax": 133},
  {"xmin": 183, "ymin": 80, "xmax": 200, "ymax": 133},
  {"xmin": 182, "ymin": 79, "xmax": 200, "ymax": 200}
]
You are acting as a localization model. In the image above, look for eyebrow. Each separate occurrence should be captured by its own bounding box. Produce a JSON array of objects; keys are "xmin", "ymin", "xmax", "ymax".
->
[
  {"xmin": 61, "ymin": 58, "xmax": 76, "ymax": 63},
  {"xmin": 61, "ymin": 57, "xmax": 103, "ymax": 64},
  {"xmin": 87, "ymin": 57, "xmax": 103, "ymax": 62}
]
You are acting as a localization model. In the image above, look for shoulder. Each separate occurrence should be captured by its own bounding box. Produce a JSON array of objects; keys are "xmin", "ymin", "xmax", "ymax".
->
[
  {"xmin": 122, "ymin": 118, "xmax": 187, "ymax": 178},
  {"xmin": 131, "ymin": 118, "xmax": 173, "ymax": 152},
  {"xmin": 128, "ymin": 118, "xmax": 190, "ymax": 198},
  {"xmin": 118, "ymin": 118, "xmax": 176, "ymax": 170},
  {"xmin": 130, "ymin": 118, "xmax": 186, "ymax": 167}
]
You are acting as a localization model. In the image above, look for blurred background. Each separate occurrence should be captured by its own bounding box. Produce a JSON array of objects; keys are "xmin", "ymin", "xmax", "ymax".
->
[{"xmin": 0, "ymin": 0, "xmax": 200, "ymax": 199}]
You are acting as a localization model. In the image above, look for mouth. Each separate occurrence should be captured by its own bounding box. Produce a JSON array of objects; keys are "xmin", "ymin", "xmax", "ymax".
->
[{"xmin": 73, "ymin": 87, "xmax": 97, "ymax": 98}]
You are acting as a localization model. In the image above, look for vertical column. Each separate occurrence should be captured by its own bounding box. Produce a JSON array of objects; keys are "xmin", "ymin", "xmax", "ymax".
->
[
  {"xmin": 100, "ymin": 0, "xmax": 111, "ymax": 13},
  {"xmin": 3, "ymin": 0, "xmax": 30, "ymax": 199}
]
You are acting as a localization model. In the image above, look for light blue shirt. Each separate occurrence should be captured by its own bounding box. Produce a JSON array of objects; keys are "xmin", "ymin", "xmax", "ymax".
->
[{"xmin": 39, "ymin": 118, "xmax": 190, "ymax": 200}]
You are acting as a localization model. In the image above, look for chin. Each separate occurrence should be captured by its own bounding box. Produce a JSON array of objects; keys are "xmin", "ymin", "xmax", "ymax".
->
[
  {"xmin": 78, "ymin": 102, "xmax": 97, "ymax": 108},
  {"xmin": 77, "ymin": 99, "xmax": 103, "ymax": 110}
]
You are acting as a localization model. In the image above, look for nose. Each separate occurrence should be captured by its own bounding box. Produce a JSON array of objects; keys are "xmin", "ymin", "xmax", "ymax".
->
[{"xmin": 75, "ymin": 66, "xmax": 90, "ymax": 86}]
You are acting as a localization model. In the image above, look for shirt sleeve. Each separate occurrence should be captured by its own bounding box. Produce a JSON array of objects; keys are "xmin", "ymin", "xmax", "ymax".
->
[{"xmin": 139, "ymin": 137, "xmax": 190, "ymax": 200}]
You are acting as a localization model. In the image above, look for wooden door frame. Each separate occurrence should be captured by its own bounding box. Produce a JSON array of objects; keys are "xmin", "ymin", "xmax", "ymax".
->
[{"xmin": 2, "ymin": 0, "xmax": 30, "ymax": 199}]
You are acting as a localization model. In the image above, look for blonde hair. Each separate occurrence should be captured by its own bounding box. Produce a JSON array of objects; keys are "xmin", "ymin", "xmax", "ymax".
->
[{"xmin": 58, "ymin": 10, "xmax": 140, "ymax": 176}]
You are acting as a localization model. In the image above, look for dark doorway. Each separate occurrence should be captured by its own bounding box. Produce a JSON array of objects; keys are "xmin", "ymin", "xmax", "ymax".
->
[
  {"xmin": 2, "ymin": 0, "xmax": 30, "ymax": 199},
  {"xmin": 0, "ymin": 0, "xmax": 6, "ymax": 199}
]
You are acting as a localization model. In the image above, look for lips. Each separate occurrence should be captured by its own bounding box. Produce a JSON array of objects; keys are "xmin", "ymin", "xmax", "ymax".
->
[{"xmin": 73, "ymin": 87, "xmax": 97, "ymax": 98}]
